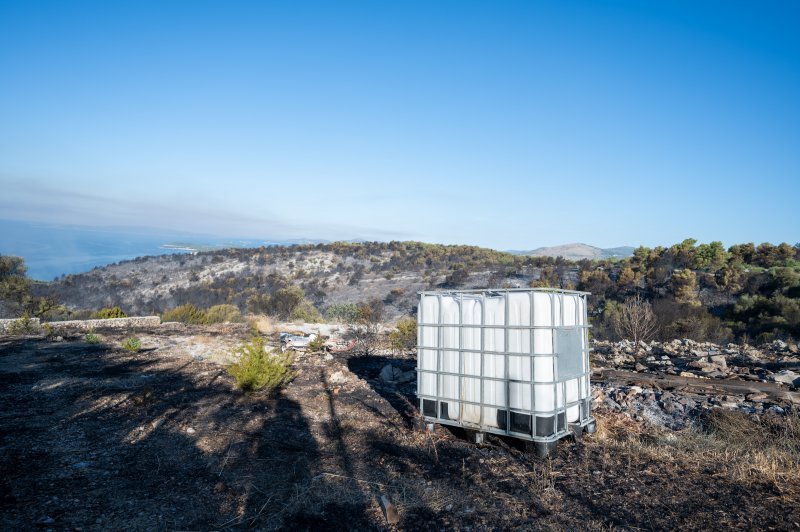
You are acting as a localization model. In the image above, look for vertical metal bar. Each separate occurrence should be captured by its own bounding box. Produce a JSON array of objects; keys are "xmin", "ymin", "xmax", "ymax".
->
[
  {"xmin": 504, "ymin": 290, "xmax": 510, "ymax": 434},
  {"xmin": 584, "ymin": 294, "xmax": 591, "ymax": 422},
  {"xmin": 551, "ymin": 292, "xmax": 558, "ymax": 437},
  {"xmin": 529, "ymin": 290, "xmax": 535, "ymax": 438},
  {"xmin": 479, "ymin": 291, "xmax": 485, "ymax": 429},
  {"xmin": 418, "ymin": 294, "xmax": 423, "ymax": 414},
  {"xmin": 559, "ymin": 293, "xmax": 566, "ymax": 430},
  {"xmin": 458, "ymin": 292, "xmax": 463, "ymax": 424},
  {"xmin": 437, "ymin": 294, "xmax": 443, "ymax": 419}
]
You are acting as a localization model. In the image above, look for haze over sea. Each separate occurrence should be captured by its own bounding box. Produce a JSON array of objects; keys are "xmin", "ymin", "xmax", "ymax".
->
[{"xmin": 0, "ymin": 219, "xmax": 316, "ymax": 281}]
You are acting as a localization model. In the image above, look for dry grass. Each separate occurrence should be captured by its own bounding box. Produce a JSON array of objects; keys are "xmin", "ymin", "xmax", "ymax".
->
[
  {"xmin": 247, "ymin": 315, "xmax": 276, "ymax": 335},
  {"xmin": 589, "ymin": 409, "xmax": 800, "ymax": 500}
]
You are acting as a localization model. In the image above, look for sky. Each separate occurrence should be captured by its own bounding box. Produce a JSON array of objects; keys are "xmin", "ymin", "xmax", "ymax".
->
[{"xmin": 1, "ymin": 0, "xmax": 798, "ymax": 250}]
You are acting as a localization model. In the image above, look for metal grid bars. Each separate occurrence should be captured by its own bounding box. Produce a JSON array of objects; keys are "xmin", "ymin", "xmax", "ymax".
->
[{"xmin": 416, "ymin": 288, "xmax": 594, "ymax": 443}]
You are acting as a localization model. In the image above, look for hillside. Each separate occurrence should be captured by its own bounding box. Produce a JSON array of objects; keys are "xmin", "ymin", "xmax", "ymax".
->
[
  {"xmin": 33, "ymin": 242, "xmax": 572, "ymax": 321},
  {"xmin": 510, "ymin": 243, "xmax": 635, "ymax": 260},
  {"xmin": 18, "ymin": 239, "xmax": 800, "ymax": 344}
]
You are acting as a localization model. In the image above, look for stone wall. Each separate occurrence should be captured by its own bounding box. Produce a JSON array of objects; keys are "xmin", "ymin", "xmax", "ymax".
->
[
  {"xmin": 0, "ymin": 316, "xmax": 161, "ymax": 334},
  {"xmin": 0, "ymin": 317, "xmax": 41, "ymax": 333},
  {"xmin": 49, "ymin": 316, "xmax": 161, "ymax": 332}
]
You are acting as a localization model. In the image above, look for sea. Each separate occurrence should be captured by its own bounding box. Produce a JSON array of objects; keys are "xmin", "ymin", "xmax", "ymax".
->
[{"xmin": 0, "ymin": 219, "xmax": 319, "ymax": 281}]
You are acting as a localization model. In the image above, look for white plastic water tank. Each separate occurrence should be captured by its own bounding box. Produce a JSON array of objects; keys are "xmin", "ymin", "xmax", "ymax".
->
[{"xmin": 417, "ymin": 288, "xmax": 594, "ymax": 447}]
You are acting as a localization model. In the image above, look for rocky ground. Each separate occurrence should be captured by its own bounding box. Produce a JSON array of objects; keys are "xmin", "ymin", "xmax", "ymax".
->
[
  {"xmin": 592, "ymin": 339, "xmax": 800, "ymax": 429},
  {"xmin": 1, "ymin": 325, "xmax": 799, "ymax": 530}
]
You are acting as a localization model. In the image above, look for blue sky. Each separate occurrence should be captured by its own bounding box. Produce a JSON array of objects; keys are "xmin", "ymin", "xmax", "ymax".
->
[{"xmin": 1, "ymin": 1, "xmax": 798, "ymax": 250}]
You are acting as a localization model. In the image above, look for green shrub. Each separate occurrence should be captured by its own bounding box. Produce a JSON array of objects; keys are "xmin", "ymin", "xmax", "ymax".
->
[
  {"xmin": 390, "ymin": 317, "xmax": 417, "ymax": 354},
  {"xmin": 6, "ymin": 313, "xmax": 39, "ymax": 335},
  {"xmin": 205, "ymin": 304, "xmax": 243, "ymax": 324},
  {"xmin": 162, "ymin": 304, "xmax": 208, "ymax": 324},
  {"xmin": 325, "ymin": 303, "xmax": 360, "ymax": 324},
  {"xmin": 228, "ymin": 336, "xmax": 295, "ymax": 393},
  {"xmin": 307, "ymin": 335, "xmax": 327, "ymax": 352},
  {"xmin": 90, "ymin": 307, "xmax": 127, "ymax": 319},
  {"xmin": 289, "ymin": 300, "xmax": 323, "ymax": 323},
  {"xmin": 42, "ymin": 323, "xmax": 54, "ymax": 339},
  {"xmin": 122, "ymin": 336, "xmax": 142, "ymax": 352},
  {"xmin": 85, "ymin": 331, "xmax": 101, "ymax": 344}
]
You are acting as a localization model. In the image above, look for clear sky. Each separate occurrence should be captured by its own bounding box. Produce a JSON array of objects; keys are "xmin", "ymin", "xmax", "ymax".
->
[{"xmin": 1, "ymin": 1, "xmax": 798, "ymax": 250}]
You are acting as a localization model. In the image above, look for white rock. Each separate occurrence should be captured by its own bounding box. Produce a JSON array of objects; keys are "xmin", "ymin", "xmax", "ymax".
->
[
  {"xmin": 771, "ymin": 370, "xmax": 799, "ymax": 386},
  {"xmin": 329, "ymin": 370, "xmax": 348, "ymax": 384}
]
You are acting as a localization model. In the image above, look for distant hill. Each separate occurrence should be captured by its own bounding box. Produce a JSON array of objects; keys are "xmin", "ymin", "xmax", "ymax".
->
[{"xmin": 508, "ymin": 243, "xmax": 635, "ymax": 260}]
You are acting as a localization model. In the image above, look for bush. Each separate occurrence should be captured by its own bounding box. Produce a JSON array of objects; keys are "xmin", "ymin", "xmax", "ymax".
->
[
  {"xmin": 228, "ymin": 336, "xmax": 295, "ymax": 393},
  {"xmin": 267, "ymin": 286, "xmax": 305, "ymax": 320},
  {"xmin": 205, "ymin": 304, "xmax": 243, "ymax": 324},
  {"xmin": 6, "ymin": 313, "xmax": 39, "ymax": 335},
  {"xmin": 162, "ymin": 304, "xmax": 208, "ymax": 324},
  {"xmin": 307, "ymin": 335, "xmax": 327, "ymax": 352},
  {"xmin": 326, "ymin": 303, "xmax": 360, "ymax": 324},
  {"xmin": 122, "ymin": 336, "xmax": 142, "ymax": 352},
  {"xmin": 90, "ymin": 307, "xmax": 127, "ymax": 319},
  {"xmin": 352, "ymin": 299, "xmax": 385, "ymax": 355},
  {"xmin": 85, "ymin": 331, "xmax": 101, "ymax": 344},
  {"xmin": 389, "ymin": 317, "xmax": 417, "ymax": 354},
  {"xmin": 289, "ymin": 300, "xmax": 323, "ymax": 323}
]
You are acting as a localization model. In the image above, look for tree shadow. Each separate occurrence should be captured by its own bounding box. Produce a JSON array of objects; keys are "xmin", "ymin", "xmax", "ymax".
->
[
  {"xmin": 346, "ymin": 354, "xmax": 418, "ymax": 429},
  {"xmin": 0, "ymin": 336, "xmax": 326, "ymax": 530}
]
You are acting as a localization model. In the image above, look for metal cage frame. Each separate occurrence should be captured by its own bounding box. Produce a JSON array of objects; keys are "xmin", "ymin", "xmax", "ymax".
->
[{"xmin": 416, "ymin": 287, "xmax": 595, "ymax": 445}]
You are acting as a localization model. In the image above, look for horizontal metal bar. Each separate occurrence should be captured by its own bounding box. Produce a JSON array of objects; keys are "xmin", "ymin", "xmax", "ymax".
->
[
  {"xmin": 416, "ymin": 368, "xmax": 590, "ymax": 383},
  {"xmin": 423, "ymin": 415, "xmax": 596, "ymax": 443},
  {"xmin": 417, "ymin": 323, "xmax": 590, "ymax": 329},
  {"xmin": 416, "ymin": 346, "xmax": 590, "ymax": 357},
  {"xmin": 417, "ymin": 394, "xmax": 587, "ymax": 414},
  {"xmin": 418, "ymin": 287, "xmax": 590, "ymax": 296}
]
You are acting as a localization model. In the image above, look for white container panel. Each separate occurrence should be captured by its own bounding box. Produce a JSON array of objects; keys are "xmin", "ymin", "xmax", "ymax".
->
[
  {"xmin": 484, "ymin": 354, "xmax": 505, "ymax": 378},
  {"xmin": 509, "ymin": 382, "xmax": 531, "ymax": 411},
  {"xmin": 534, "ymin": 383, "xmax": 556, "ymax": 412},
  {"xmin": 508, "ymin": 355, "xmax": 531, "ymax": 381},
  {"xmin": 463, "ymin": 352, "xmax": 481, "ymax": 376}
]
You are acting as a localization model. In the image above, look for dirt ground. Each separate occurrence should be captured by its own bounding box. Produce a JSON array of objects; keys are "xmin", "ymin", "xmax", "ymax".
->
[{"xmin": 1, "ymin": 326, "xmax": 799, "ymax": 530}]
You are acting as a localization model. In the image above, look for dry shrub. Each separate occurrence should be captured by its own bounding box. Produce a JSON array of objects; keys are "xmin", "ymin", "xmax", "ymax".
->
[
  {"xmin": 247, "ymin": 315, "xmax": 275, "ymax": 335},
  {"xmin": 589, "ymin": 410, "xmax": 800, "ymax": 499},
  {"xmin": 699, "ymin": 409, "xmax": 800, "ymax": 492}
]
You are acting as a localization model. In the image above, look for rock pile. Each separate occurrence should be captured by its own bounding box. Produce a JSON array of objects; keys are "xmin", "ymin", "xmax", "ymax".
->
[
  {"xmin": 592, "ymin": 339, "xmax": 800, "ymax": 386},
  {"xmin": 591, "ymin": 339, "xmax": 799, "ymax": 428}
]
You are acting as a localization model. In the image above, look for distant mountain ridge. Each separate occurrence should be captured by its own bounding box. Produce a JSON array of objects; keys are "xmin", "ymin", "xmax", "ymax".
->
[{"xmin": 508, "ymin": 243, "xmax": 635, "ymax": 260}]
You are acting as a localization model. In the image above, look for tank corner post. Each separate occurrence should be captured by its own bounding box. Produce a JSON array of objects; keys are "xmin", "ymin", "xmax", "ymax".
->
[{"xmin": 527, "ymin": 440, "xmax": 557, "ymax": 458}]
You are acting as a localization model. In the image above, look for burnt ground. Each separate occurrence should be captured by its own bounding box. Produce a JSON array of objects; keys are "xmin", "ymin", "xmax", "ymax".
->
[{"xmin": 1, "ymin": 328, "xmax": 799, "ymax": 530}]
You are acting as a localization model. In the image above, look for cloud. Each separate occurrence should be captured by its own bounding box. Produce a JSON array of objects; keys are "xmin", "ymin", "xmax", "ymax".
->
[{"xmin": 0, "ymin": 178, "xmax": 412, "ymax": 241}]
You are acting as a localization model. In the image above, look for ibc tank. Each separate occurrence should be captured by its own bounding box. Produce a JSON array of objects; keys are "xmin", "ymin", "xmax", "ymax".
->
[{"xmin": 417, "ymin": 288, "xmax": 595, "ymax": 455}]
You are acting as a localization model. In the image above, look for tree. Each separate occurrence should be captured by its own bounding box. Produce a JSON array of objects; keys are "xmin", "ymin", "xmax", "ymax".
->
[
  {"xmin": 389, "ymin": 317, "xmax": 417, "ymax": 355},
  {"xmin": 670, "ymin": 269, "xmax": 700, "ymax": 306},
  {"xmin": 612, "ymin": 295, "xmax": 658, "ymax": 350},
  {"xmin": 352, "ymin": 299, "xmax": 385, "ymax": 354},
  {"xmin": 266, "ymin": 286, "xmax": 305, "ymax": 320},
  {"xmin": 0, "ymin": 255, "xmax": 31, "ymax": 316},
  {"xmin": 693, "ymin": 241, "xmax": 728, "ymax": 272}
]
